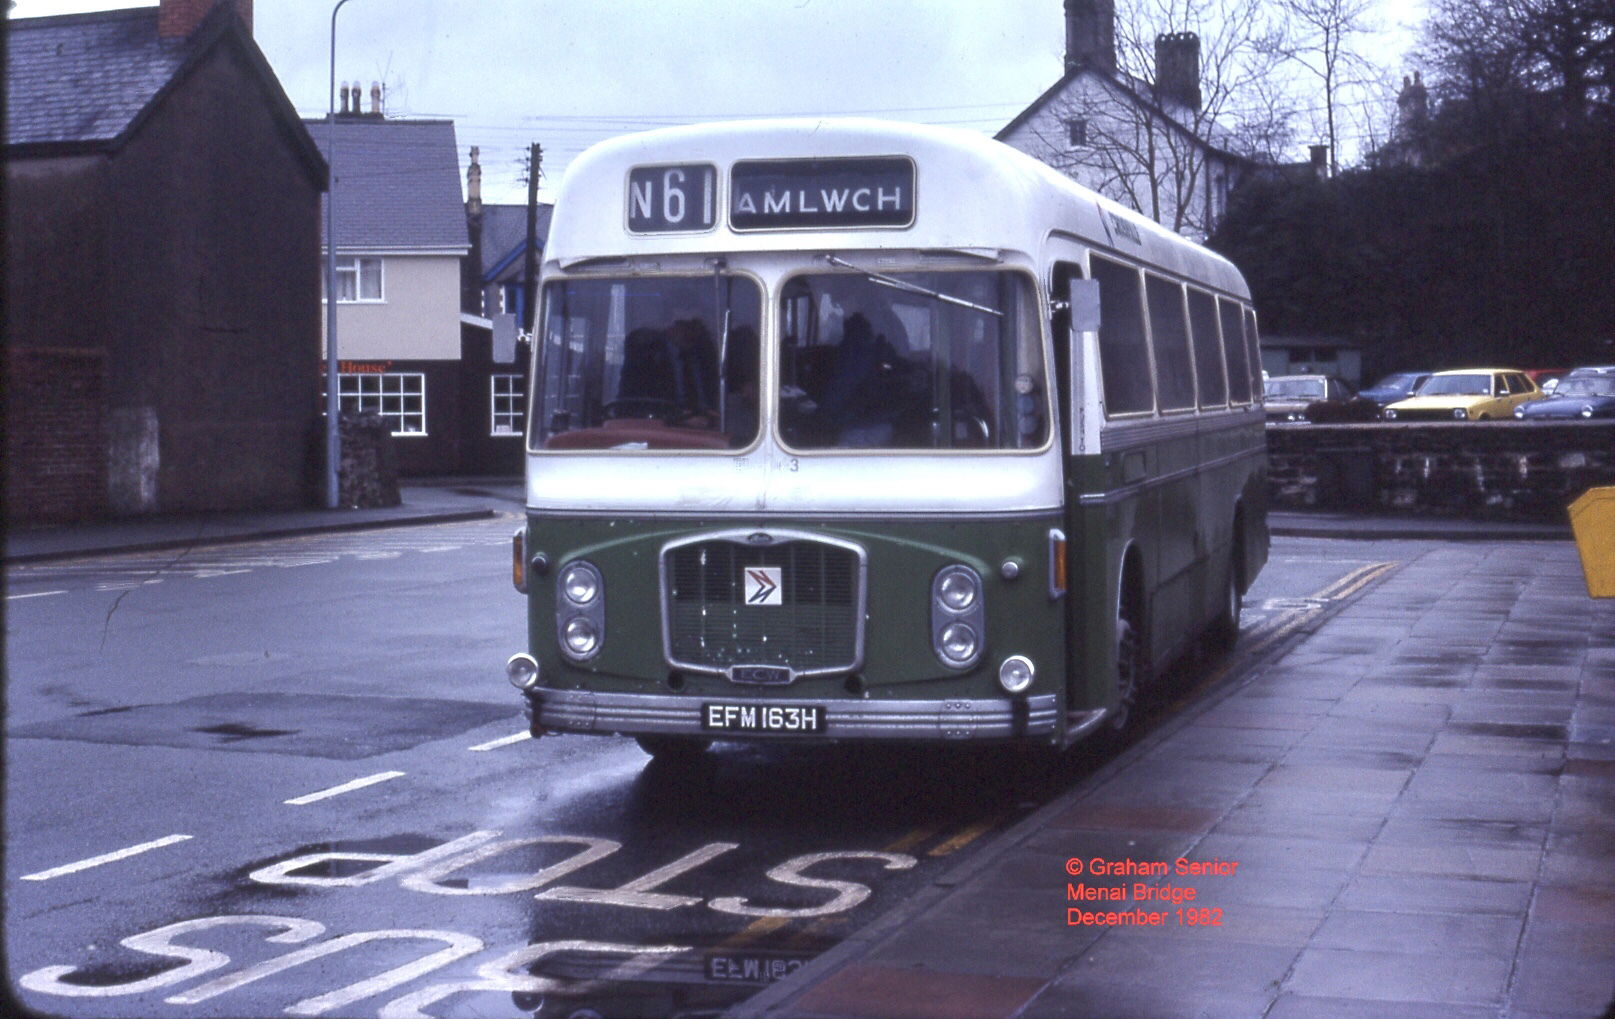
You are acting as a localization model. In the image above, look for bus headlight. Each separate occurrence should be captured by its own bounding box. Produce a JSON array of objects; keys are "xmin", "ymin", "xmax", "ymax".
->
[
  {"xmin": 998, "ymin": 655, "xmax": 1035, "ymax": 694},
  {"xmin": 1383, "ymin": 408, "xmax": 1398, "ymax": 420},
  {"xmin": 561, "ymin": 562, "xmax": 600, "ymax": 605},
  {"xmin": 1514, "ymin": 406, "xmax": 1526, "ymax": 418},
  {"xmin": 556, "ymin": 560, "xmax": 604, "ymax": 662},
  {"xmin": 506, "ymin": 653, "xmax": 541, "ymax": 691},
  {"xmin": 937, "ymin": 567, "xmax": 979, "ymax": 611},
  {"xmin": 563, "ymin": 617, "xmax": 600, "ymax": 657},
  {"xmin": 1453, "ymin": 408, "xmax": 1468, "ymax": 420},
  {"xmin": 931, "ymin": 564, "xmax": 985, "ymax": 669},
  {"xmin": 940, "ymin": 622, "xmax": 978, "ymax": 664},
  {"xmin": 1582, "ymin": 405, "xmax": 1595, "ymax": 418}
]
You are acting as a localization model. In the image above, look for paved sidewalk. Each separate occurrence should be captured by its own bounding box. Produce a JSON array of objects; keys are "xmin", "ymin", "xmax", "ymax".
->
[
  {"xmin": 736, "ymin": 542, "xmax": 1615, "ymax": 1017},
  {"xmin": 2, "ymin": 480, "xmax": 523, "ymax": 564}
]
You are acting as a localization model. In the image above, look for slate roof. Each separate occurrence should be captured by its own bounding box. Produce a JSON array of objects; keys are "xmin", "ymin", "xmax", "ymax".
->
[
  {"xmin": 480, "ymin": 202, "xmax": 553, "ymax": 283},
  {"xmin": 6, "ymin": 5, "xmax": 325, "ymax": 186},
  {"xmin": 7, "ymin": 8, "xmax": 193, "ymax": 147},
  {"xmin": 309, "ymin": 117, "xmax": 469, "ymax": 253}
]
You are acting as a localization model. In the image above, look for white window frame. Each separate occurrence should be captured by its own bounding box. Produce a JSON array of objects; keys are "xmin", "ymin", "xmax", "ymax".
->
[
  {"xmin": 333, "ymin": 256, "xmax": 385, "ymax": 303},
  {"xmin": 490, "ymin": 373, "xmax": 525, "ymax": 437},
  {"xmin": 338, "ymin": 372, "xmax": 426, "ymax": 436}
]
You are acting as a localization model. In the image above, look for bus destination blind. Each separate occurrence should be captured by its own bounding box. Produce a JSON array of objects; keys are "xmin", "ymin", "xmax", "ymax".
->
[
  {"xmin": 627, "ymin": 163, "xmax": 717, "ymax": 233},
  {"xmin": 729, "ymin": 157, "xmax": 914, "ymax": 230}
]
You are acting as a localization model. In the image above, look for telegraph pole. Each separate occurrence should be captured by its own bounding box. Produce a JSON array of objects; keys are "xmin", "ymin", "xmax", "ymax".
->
[{"xmin": 522, "ymin": 142, "xmax": 542, "ymax": 334}]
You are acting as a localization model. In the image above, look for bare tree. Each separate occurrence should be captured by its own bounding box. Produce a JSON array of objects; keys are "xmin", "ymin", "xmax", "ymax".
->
[
  {"xmin": 1015, "ymin": 0, "xmax": 1293, "ymax": 238},
  {"xmin": 1273, "ymin": 0, "xmax": 1378, "ymax": 175}
]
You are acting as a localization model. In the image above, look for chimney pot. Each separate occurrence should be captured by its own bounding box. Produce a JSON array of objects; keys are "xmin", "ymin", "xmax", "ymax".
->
[{"xmin": 370, "ymin": 82, "xmax": 383, "ymax": 117}]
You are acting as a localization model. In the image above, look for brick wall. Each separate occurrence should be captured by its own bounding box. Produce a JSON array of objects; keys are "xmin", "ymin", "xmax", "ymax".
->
[
  {"xmin": 1267, "ymin": 421, "xmax": 1615, "ymax": 519},
  {"xmin": 4, "ymin": 349, "xmax": 108, "ymax": 522}
]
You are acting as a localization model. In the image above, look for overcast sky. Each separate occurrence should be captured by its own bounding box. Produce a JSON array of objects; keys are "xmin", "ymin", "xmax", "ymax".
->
[{"xmin": 9, "ymin": 0, "xmax": 1425, "ymax": 206}]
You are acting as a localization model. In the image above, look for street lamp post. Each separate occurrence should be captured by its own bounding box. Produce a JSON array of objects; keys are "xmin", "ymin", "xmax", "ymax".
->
[{"xmin": 324, "ymin": 0, "xmax": 358, "ymax": 509}]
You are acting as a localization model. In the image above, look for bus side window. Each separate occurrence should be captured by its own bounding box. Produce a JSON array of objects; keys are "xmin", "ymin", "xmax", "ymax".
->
[
  {"xmin": 1242, "ymin": 307, "xmax": 1262, "ymax": 399},
  {"xmin": 1090, "ymin": 255, "xmax": 1154, "ymax": 416},
  {"xmin": 1145, "ymin": 274, "xmax": 1195, "ymax": 412},
  {"xmin": 1219, "ymin": 297, "xmax": 1252, "ymax": 404},
  {"xmin": 1187, "ymin": 289, "xmax": 1226, "ymax": 408}
]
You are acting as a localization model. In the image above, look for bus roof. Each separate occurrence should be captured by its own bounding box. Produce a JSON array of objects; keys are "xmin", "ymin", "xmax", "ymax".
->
[{"xmin": 544, "ymin": 117, "xmax": 1249, "ymax": 299}]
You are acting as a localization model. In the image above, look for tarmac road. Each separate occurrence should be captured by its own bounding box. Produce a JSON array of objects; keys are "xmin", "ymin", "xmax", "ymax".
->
[{"xmin": 3, "ymin": 515, "xmax": 1522, "ymax": 1018}]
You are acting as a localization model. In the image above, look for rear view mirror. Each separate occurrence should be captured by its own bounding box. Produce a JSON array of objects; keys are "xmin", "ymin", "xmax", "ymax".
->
[{"xmin": 1069, "ymin": 279, "xmax": 1102, "ymax": 333}]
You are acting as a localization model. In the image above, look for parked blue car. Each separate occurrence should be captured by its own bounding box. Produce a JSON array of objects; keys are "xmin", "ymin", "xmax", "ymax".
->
[
  {"xmin": 1514, "ymin": 374, "xmax": 1615, "ymax": 419},
  {"xmin": 1359, "ymin": 371, "xmax": 1432, "ymax": 407}
]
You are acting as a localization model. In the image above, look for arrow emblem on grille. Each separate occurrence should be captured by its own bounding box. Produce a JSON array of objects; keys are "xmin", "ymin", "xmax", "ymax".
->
[{"xmin": 744, "ymin": 567, "xmax": 782, "ymax": 606}]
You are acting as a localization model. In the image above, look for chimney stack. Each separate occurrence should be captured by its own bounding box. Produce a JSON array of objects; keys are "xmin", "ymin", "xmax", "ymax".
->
[
  {"xmin": 1154, "ymin": 33, "xmax": 1202, "ymax": 111},
  {"xmin": 158, "ymin": 0, "xmax": 252, "ymax": 39},
  {"xmin": 1309, "ymin": 144, "xmax": 1330, "ymax": 179},
  {"xmin": 1064, "ymin": 0, "xmax": 1116, "ymax": 74}
]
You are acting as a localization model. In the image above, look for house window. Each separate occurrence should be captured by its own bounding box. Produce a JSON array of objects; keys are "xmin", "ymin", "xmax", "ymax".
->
[
  {"xmin": 334, "ymin": 256, "xmax": 384, "ymax": 302},
  {"xmin": 338, "ymin": 372, "xmax": 425, "ymax": 435},
  {"xmin": 491, "ymin": 373, "xmax": 525, "ymax": 436},
  {"xmin": 1066, "ymin": 118, "xmax": 1088, "ymax": 147}
]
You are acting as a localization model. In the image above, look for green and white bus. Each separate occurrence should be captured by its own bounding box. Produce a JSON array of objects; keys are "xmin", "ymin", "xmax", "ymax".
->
[{"xmin": 505, "ymin": 119, "xmax": 1267, "ymax": 759}]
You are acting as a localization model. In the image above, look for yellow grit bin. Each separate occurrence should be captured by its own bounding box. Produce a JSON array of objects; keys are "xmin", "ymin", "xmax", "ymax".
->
[{"xmin": 1570, "ymin": 487, "xmax": 1615, "ymax": 598}]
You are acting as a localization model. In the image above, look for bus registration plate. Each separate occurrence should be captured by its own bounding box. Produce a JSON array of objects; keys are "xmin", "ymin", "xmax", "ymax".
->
[{"xmin": 702, "ymin": 703, "xmax": 825, "ymax": 735}]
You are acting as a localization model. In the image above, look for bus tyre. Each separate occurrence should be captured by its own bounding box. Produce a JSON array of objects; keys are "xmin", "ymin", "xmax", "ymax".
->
[
  {"xmin": 1208, "ymin": 556, "xmax": 1242, "ymax": 654},
  {"xmin": 635, "ymin": 735, "xmax": 711, "ymax": 762},
  {"xmin": 1108, "ymin": 607, "xmax": 1143, "ymax": 732}
]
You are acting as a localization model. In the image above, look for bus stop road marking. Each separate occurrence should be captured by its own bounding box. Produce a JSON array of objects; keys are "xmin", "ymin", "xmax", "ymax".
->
[
  {"xmin": 284, "ymin": 771, "xmax": 406, "ymax": 805},
  {"xmin": 1177, "ymin": 561, "xmax": 1401, "ymax": 706},
  {"xmin": 928, "ymin": 813, "xmax": 1008, "ymax": 857},
  {"xmin": 22, "ymin": 834, "xmax": 193, "ymax": 882},
  {"xmin": 468, "ymin": 732, "xmax": 531, "ymax": 752}
]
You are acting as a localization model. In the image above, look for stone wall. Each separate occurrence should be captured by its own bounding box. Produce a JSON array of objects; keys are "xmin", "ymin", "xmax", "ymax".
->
[{"xmin": 1266, "ymin": 421, "xmax": 1615, "ymax": 519}]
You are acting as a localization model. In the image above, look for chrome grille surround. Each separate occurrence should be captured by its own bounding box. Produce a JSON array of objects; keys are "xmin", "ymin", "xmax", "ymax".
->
[{"xmin": 659, "ymin": 529, "xmax": 868, "ymax": 684}]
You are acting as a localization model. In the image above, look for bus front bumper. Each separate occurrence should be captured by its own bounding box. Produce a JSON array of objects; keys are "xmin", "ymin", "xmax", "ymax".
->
[{"xmin": 524, "ymin": 688, "xmax": 1060, "ymax": 742}]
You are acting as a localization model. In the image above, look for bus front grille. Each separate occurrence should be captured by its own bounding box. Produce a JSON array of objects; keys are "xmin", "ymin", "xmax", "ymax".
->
[{"xmin": 663, "ymin": 535, "xmax": 863, "ymax": 678}]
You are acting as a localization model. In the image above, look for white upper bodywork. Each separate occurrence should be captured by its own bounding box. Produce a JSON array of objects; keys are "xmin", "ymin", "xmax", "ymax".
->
[{"xmin": 529, "ymin": 118, "xmax": 1252, "ymax": 517}]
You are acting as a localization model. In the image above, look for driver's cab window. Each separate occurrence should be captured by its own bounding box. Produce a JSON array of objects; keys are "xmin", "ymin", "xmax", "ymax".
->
[{"xmin": 534, "ymin": 275, "xmax": 762, "ymax": 451}]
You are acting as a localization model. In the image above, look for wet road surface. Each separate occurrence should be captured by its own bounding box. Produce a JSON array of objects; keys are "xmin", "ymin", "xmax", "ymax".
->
[{"xmin": 6, "ymin": 518, "xmax": 1406, "ymax": 1018}]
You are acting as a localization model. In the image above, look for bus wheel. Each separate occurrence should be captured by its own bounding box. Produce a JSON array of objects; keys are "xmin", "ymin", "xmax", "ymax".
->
[
  {"xmin": 1208, "ymin": 553, "xmax": 1242, "ymax": 653},
  {"xmin": 1108, "ymin": 603, "xmax": 1144, "ymax": 731},
  {"xmin": 635, "ymin": 735, "xmax": 711, "ymax": 762}
]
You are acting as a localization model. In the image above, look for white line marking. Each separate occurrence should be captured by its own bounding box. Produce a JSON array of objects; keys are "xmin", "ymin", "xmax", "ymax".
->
[
  {"xmin": 22, "ymin": 834, "xmax": 193, "ymax": 881},
  {"xmin": 7, "ymin": 590, "xmax": 67, "ymax": 600},
  {"xmin": 284, "ymin": 771, "xmax": 405, "ymax": 806},
  {"xmin": 468, "ymin": 732, "xmax": 531, "ymax": 752}
]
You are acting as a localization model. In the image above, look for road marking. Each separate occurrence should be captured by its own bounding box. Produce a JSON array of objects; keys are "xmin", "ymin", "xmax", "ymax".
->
[
  {"xmin": 22, "ymin": 834, "xmax": 193, "ymax": 881},
  {"xmin": 468, "ymin": 732, "xmax": 531, "ymax": 752},
  {"xmin": 883, "ymin": 822, "xmax": 943, "ymax": 854},
  {"xmin": 6, "ymin": 590, "xmax": 66, "ymax": 600},
  {"xmin": 284, "ymin": 771, "xmax": 405, "ymax": 805},
  {"xmin": 1176, "ymin": 560, "xmax": 1402, "ymax": 703},
  {"xmin": 928, "ymin": 814, "xmax": 1005, "ymax": 857},
  {"xmin": 718, "ymin": 916, "xmax": 791, "ymax": 949}
]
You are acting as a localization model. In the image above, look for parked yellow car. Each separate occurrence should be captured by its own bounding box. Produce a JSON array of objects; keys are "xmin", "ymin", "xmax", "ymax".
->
[{"xmin": 1382, "ymin": 368, "xmax": 1544, "ymax": 421}]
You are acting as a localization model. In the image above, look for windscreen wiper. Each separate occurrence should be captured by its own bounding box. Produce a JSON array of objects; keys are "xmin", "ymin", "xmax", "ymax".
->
[{"xmin": 825, "ymin": 254, "xmax": 1003, "ymax": 318}]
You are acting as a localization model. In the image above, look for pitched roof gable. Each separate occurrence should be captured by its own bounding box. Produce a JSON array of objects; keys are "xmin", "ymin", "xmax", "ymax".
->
[
  {"xmin": 309, "ymin": 118, "xmax": 469, "ymax": 252},
  {"xmin": 480, "ymin": 203, "xmax": 553, "ymax": 282},
  {"xmin": 995, "ymin": 62, "xmax": 1249, "ymax": 165},
  {"xmin": 6, "ymin": 8, "xmax": 188, "ymax": 148},
  {"xmin": 6, "ymin": 5, "xmax": 326, "ymax": 186}
]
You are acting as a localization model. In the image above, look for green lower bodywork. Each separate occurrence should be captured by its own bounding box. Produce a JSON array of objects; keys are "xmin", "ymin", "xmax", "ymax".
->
[{"xmin": 521, "ymin": 424, "xmax": 1268, "ymax": 746}]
